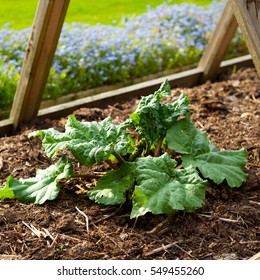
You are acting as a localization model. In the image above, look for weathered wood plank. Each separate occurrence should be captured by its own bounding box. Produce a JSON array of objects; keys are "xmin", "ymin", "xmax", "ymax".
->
[
  {"xmin": 37, "ymin": 68, "xmax": 203, "ymax": 119},
  {"xmin": 0, "ymin": 54, "xmax": 253, "ymax": 136},
  {"xmin": 37, "ymin": 54, "xmax": 253, "ymax": 120},
  {"xmin": 198, "ymin": 2, "xmax": 238, "ymax": 81},
  {"xmin": 39, "ymin": 63, "xmax": 198, "ymax": 109},
  {"xmin": 230, "ymin": 0, "xmax": 260, "ymax": 77},
  {"xmin": 9, "ymin": 0, "xmax": 70, "ymax": 129}
]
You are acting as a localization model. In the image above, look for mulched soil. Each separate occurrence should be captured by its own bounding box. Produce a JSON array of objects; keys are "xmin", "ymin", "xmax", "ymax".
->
[{"xmin": 0, "ymin": 67, "xmax": 259, "ymax": 260}]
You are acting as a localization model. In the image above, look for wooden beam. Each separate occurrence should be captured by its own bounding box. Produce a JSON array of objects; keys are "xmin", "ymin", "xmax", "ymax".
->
[
  {"xmin": 39, "ymin": 63, "xmax": 198, "ymax": 109},
  {"xmin": 220, "ymin": 53, "xmax": 252, "ymax": 68},
  {"xmin": 37, "ymin": 68, "xmax": 202, "ymax": 119},
  {"xmin": 9, "ymin": 0, "xmax": 70, "ymax": 129},
  {"xmin": 37, "ymin": 54, "xmax": 253, "ymax": 120},
  {"xmin": 230, "ymin": 0, "xmax": 260, "ymax": 77},
  {"xmin": 198, "ymin": 2, "xmax": 238, "ymax": 81},
  {"xmin": 0, "ymin": 54, "xmax": 253, "ymax": 136}
]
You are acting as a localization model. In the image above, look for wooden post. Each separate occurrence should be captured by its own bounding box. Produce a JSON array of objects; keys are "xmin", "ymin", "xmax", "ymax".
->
[
  {"xmin": 230, "ymin": 0, "xmax": 260, "ymax": 77},
  {"xmin": 198, "ymin": 2, "xmax": 238, "ymax": 81},
  {"xmin": 10, "ymin": 0, "xmax": 70, "ymax": 129}
]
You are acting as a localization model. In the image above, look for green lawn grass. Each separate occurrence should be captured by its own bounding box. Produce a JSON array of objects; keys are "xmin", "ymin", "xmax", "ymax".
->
[{"xmin": 0, "ymin": 0, "xmax": 212, "ymax": 29}]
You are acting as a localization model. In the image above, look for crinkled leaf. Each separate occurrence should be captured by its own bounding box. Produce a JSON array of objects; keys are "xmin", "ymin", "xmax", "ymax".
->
[
  {"xmin": 182, "ymin": 149, "xmax": 248, "ymax": 188},
  {"xmin": 0, "ymin": 181, "xmax": 15, "ymax": 199},
  {"xmin": 29, "ymin": 116, "xmax": 130, "ymax": 166},
  {"xmin": 29, "ymin": 128, "xmax": 71, "ymax": 158},
  {"xmin": 167, "ymin": 116, "xmax": 216, "ymax": 155},
  {"xmin": 167, "ymin": 117, "xmax": 248, "ymax": 187},
  {"xmin": 130, "ymin": 154, "xmax": 206, "ymax": 218},
  {"xmin": 129, "ymin": 79, "xmax": 189, "ymax": 145},
  {"xmin": 6, "ymin": 157, "xmax": 73, "ymax": 204},
  {"xmin": 154, "ymin": 79, "xmax": 172, "ymax": 97},
  {"xmin": 88, "ymin": 162, "xmax": 136, "ymax": 205}
]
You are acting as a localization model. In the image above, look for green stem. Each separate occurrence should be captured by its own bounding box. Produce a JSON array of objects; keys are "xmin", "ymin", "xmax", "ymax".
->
[{"xmin": 129, "ymin": 139, "xmax": 146, "ymax": 161}]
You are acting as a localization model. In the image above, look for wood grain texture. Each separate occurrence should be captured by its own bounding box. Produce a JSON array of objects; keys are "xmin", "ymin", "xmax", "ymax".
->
[
  {"xmin": 9, "ymin": 0, "xmax": 70, "ymax": 128},
  {"xmin": 198, "ymin": 2, "xmax": 238, "ymax": 81},
  {"xmin": 230, "ymin": 0, "xmax": 260, "ymax": 77},
  {"xmin": 37, "ymin": 55, "xmax": 253, "ymax": 121},
  {"xmin": 0, "ymin": 54, "xmax": 253, "ymax": 136}
]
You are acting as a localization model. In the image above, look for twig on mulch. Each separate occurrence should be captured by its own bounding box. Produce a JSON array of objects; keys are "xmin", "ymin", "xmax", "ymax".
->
[
  {"xmin": 0, "ymin": 156, "xmax": 3, "ymax": 171},
  {"xmin": 240, "ymin": 240, "xmax": 260, "ymax": 244},
  {"xmin": 146, "ymin": 218, "xmax": 170, "ymax": 234},
  {"xmin": 247, "ymin": 163, "xmax": 260, "ymax": 167},
  {"xmin": 146, "ymin": 212, "xmax": 179, "ymax": 234},
  {"xmin": 22, "ymin": 221, "xmax": 56, "ymax": 242},
  {"xmin": 173, "ymin": 243, "xmax": 197, "ymax": 260},
  {"xmin": 58, "ymin": 233, "xmax": 83, "ymax": 242},
  {"xmin": 144, "ymin": 242, "xmax": 178, "ymax": 257},
  {"xmin": 144, "ymin": 242, "xmax": 196, "ymax": 259},
  {"xmin": 218, "ymin": 217, "xmax": 244, "ymax": 223},
  {"xmin": 249, "ymin": 252, "xmax": 260, "ymax": 260},
  {"xmin": 249, "ymin": 200, "xmax": 260, "ymax": 206},
  {"xmin": 75, "ymin": 206, "xmax": 89, "ymax": 232},
  {"xmin": 108, "ymin": 105, "xmax": 124, "ymax": 113}
]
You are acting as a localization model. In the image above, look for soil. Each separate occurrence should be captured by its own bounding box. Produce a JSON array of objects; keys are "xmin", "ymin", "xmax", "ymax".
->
[{"xmin": 0, "ymin": 67, "xmax": 259, "ymax": 260}]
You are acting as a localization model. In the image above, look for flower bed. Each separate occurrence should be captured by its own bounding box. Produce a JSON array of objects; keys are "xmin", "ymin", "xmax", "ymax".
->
[{"xmin": 0, "ymin": 0, "xmax": 246, "ymax": 118}]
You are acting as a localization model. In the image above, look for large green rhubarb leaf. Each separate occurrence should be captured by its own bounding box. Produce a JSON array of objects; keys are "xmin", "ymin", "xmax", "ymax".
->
[
  {"xmin": 129, "ymin": 80, "xmax": 189, "ymax": 145},
  {"xmin": 167, "ymin": 117, "xmax": 248, "ymax": 187},
  {"xmin": 167, "ymin": 115, "xmax": 215, "ymax": 155},
  {"xmin": 29, "ymin": 116, "xmax": 130, "ymax": 166},
  {"xmin": 182, "ymin": 150, "xmax": 248, "ymax": 188},
  {"xmin": 130, "ymin": 154, "xmax": 206, "ymax": 218},
  {"xmin": 88, "ymin": 162, "xmax": 136, "ymax": 205},
  {"xmin": 4, "ymin": 157, "xmax": 73, "ymax": 204}
]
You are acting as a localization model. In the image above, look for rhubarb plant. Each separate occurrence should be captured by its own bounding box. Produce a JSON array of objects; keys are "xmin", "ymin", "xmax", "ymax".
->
[{"xmin": 0, "ymin": 80, "xmax": 248, "ymax": 218}]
